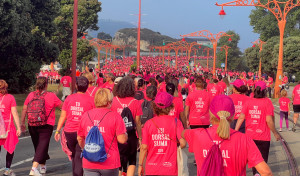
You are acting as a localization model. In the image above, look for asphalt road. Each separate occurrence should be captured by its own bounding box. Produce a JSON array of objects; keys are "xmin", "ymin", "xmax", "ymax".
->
[{"xmin": 0, "ymin": 106, "xmax": 298, "ymax": 176}]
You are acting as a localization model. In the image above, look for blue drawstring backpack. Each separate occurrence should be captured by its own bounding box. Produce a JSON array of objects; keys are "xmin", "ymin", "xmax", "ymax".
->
[{"xmin": 82, "ymin": 111, "xmax": 115, "ymax": 162}]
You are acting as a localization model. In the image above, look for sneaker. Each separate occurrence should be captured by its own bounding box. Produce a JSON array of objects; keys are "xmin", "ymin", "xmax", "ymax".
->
[
  {"xmin": 39, "ymin": 166, "xmax": 46, "ymax": 174},
  {"xmin": 3, "ymin": 169, "xmax": 16, "ymax": 176},
  {"xmin": 279, "ymin": 129, "xmax": 282, "ymax": 132},
  {"xmin": 292, "ymin": 123, "xmax": 296, "ymax": 132},
  {"xmin": 121, "ymin": 172, "xmax": 127, "ymax": 176},
  {"xmin": 29, "ymin": 169, "xmax": 42, "ymax": 176},
  {"xmin": 288, "ymin": 128, "xmax": 292, "ymax": 131}
]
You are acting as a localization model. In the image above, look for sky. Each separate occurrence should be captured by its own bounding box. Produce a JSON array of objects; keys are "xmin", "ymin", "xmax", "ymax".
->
[{"xmin": 98, "ymin": 0, "xmax": 260, "ymax": 51}]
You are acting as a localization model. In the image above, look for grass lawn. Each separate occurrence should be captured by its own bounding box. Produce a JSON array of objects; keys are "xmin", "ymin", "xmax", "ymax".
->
[{"xmin": 13, "ymin": 84, "xmax": 63, "ymax": 126}]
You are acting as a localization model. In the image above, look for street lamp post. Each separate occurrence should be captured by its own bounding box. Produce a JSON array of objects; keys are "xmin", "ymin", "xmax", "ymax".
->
[
  {"xmin": 252, "ymin": 39, "xmax": 266, "ymax": 79},
  {"xmin": 136, "ymin": 0, "xmax": 142, "ymax": 70},
  {"xmin": 181, "ymin": 31, "xmax": 232, "ymax": 77},
  {"xmin": 221, "ymin": 45, "xmax": 231, "ymax": 72},
  {"xmin": 216, "ymin": 0, "xmax": 300, "ymax": 97},
  {"xmin": 203, "ymin": 47, "xmax": 212, "ymax": 69},
  {"xmin": 71, "ymin": 0, "xmax": 78, "ymax": 93}
]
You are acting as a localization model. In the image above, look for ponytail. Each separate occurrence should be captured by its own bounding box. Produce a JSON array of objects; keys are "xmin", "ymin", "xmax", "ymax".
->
[{"xmin": 216, "ymin": 111, "xmax": 231, "ymax": 139}]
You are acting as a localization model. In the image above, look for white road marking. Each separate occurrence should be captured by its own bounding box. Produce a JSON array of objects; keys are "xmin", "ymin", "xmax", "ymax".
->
[{"xmin": 0, "ymin": 157, "xmax": 33, "ymax": 171}]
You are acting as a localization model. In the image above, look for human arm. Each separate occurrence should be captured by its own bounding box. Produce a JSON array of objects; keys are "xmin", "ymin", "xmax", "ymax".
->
[
  {"xmin": 11, "ymin": 106, "xmax": 21, "ymax": 136},
  {"xmin": 54, "ymin": 110, "xmax": 67, "ymax": 142},
  {"xmin": 77, "ymin": 136, "xmax": 85, "ymax": 149},
  {"xmin": 135, "ymin": 115, "xmax": 142, "ymax": 144},
  {"xmin": 235, "ymin": 113, "xmax": 246, "ymax": 131},
  {"xmin": 180, "ymin": 111, "xmax": 187, "ymax": 129},
  {"xmin": 21, "ymin": 105, "xmax": 27, "ymax": 132},
  {"xmin": 254, "ymin": 161, "xmax": 273, "ymax": 176},
  {"xmin": 266, "ymin": 115, "xmax": 280, "ymax": 141},
  {"xmin": 117, "ymin": 133, "xmax": 128, "ymax": 144},
  {"xmin": 184, "ymin": 105, "xmax": 190, "ymax": 127},
  {"xmin": 138, "ymin": 144, "xmax": 148, "ymax": 176}
]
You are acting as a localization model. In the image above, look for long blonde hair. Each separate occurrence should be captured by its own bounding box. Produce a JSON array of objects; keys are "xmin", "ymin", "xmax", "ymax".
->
[{"xmin": 210, "ymin": 111, "xmax": 233, "ymax": 139}]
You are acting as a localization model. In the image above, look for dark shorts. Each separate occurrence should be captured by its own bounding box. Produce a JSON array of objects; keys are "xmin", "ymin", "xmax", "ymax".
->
[
  {"xmin": 293, "ymin": 105, "xmax": 300, "ymax": 113},
  {"xmin": 118, "ymin": 131, "xmax": 138, "ymax": 172}
]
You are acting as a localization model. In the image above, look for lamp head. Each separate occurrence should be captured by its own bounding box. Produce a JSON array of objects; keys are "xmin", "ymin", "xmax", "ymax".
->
[{"xmin": 219, "ymin": 8, "xmax": 226, "ymax": 19}]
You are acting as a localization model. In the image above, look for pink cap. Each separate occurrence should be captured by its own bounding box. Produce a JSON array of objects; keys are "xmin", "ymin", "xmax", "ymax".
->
[
  {"xmin": 230, "ymin": 79, "xmax": 244, "ymax": 88},
  {"xmin": 255, "ymin": 81, "xmax": 266, "ymax": 90},
  {"xmin": 209, "ymin": 95, "xmax": 235, "ymax": 120},
  {"xmin": 154, "ymin": 92, "xmax": 174, "ymax": 109}
]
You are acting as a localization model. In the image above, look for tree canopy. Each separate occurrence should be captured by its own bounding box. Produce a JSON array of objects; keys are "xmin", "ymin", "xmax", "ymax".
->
[{"xmin": 217, "ymin": 30, "xmax": 244, "ymax": 71}]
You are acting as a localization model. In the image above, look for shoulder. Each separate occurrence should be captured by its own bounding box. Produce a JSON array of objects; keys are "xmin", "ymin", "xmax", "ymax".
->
[{"xmin": 5, "ymin": 94, "xmax": 15, "ymax": 100}]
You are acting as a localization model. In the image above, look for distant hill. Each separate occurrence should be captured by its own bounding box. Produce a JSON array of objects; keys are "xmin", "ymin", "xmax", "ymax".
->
[
  {"xmin": 112, "ymin": 28, "xmax": 178, "ymax": 51},
  {"xmin": 88, "ymin": 19, "xmax": 136, "ymax": 37}
]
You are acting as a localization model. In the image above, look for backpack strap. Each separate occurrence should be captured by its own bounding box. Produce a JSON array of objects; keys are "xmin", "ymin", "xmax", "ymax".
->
[
  {"xmin": 87, "ymin": 87, "xmax": 97, "ymax": 96},
  {"xmin": 204, "ymin": 129, "xmax": 239, "ymax": 145},
  {"xmin": 87, "ymin": 111, "xmax": 111, "ymax": 126}
]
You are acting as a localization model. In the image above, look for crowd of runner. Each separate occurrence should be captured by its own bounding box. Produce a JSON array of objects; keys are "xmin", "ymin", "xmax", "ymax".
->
[{"xmin": 0, "ymin": 56, "xmax": 300, "ymax": 176}]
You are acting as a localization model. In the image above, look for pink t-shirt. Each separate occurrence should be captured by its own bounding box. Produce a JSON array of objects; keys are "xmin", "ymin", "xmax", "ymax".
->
[
  {"xmin": 184, "ymin": 126, "xmax": 264, "ymax": 176},
  {"xmin": 60, "ymin": 76, "xmax": 72, "ymax": 87},
  {"xmin": 217, "ymin": 81, "xmax": 227, "ymax": 94},
  {"xmin": 142, "ymin": 115, "xmax": 184, "ymax": 176},
  {"xmin": 77, "ymin": 108, "xmax": 126, "ymax": 170},
  {"xmin": 62, "ymin": 93, "xmax": 95, "ymax": 132},
  {"xmin": 185, "ymin": 90, "xmax": 211, "ymax": 126},
  {"xmin": 24, "ymin": 91, "xmax": 62, "ymax": 126},
  {"xmin": 266, "ymin": 77, "xmax": 273, "ymax": 88},
  {"xmin": 292, "ymin": 84, "xmax": 300, "ymax": 105},
  {"xmin": 207, "ymin": 83, "xmax": 221, "ymax": 98},
  {"xmin": 85, "ymin": 86, "xmax": 99, "ymax": 98},
  {"xmin": 229, "ymin": 94, "xmax": 250, "ymax": 120},
  {"xmin": 0, "ymin": 94, "xmax": 16, "ymax": 125},
  {"xmin": 282, "ymin": 76, "xmax": 288, "ymax": 84},
  {"xmin": 169, "ymin": 97, "xmax": 184, "ymax": 119},
  {"xmin": 111, "ymin": 97, "xmax": 142, "ymax": 119},
  {"xmin": 247, "ymin": 79, "xmax": 254, "ymax": 87},
  {"xmin": 279, "ymin": 97, "xmax": 290, "ymax": 112},
  {"xmin": 96, "ymin": 78, "xmax": 104, "ymax": 87},
  {"xmin": 241, "ymin": 98, "xmax": 274, "ymax": 141},
  {"xmin": 101, "ymin": 82, "xmax": 114, "ymax": 92}
]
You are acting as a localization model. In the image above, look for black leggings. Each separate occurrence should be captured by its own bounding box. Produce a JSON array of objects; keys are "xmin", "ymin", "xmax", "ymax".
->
[
  {"xmin": 65, "ymin": 131, "xmax": 83, "ymax": 176},
  {"xmin": 0, "ymin": 146, "xmax": 14, "ymax": 168},
  {"xmin": 28, "ymin": 124, "xmax": 53, "ymax": 164}
]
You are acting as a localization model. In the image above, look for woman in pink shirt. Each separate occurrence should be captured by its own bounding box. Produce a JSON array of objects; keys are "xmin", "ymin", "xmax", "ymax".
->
[
  {"xmin": 101, "ymin": 73, "xmax": 115, "ymax": 92},
  {"xmin": 83, "ymin": 72, "xmax": 99, "ymax": 98},
  {"xmin": 185, "ymin": 77, "xmax": 211, "ymax": 129},
  {"xmin": 0, "ymin": 80, "xmax": 21, "ymax": 176},
  {"xmin": 54, "ymin": 77, "xmax": 95, "ymax": 176},
  {"xmin": 235, "ymin": 81, "xmax": 280, "ymax": 175},
  {"xmin": 165, "ymin": 83, "xmax": 185, "ymax": 128},
  {"xmin": 182, "ymin": 95, "xmax": 272, "ymax": 176},
  {"xmin": 279, "ymin": 90, "xmax": 290, "ymax": 132},
  {"xmin": 138, "ymin": 92, "xmax": 186, "ymax": 176},
  {"xmin": 21, "ymin": 77, "xmax": 62, "ymax": 176},
  {"xmin": 292, "ymin": 81, "xmax": 300, "ymax": 131},
  {"xmin": 77, "ymin": 88, "xmax": 128, "ymax": 176},
  {"xmin": 229, "ymin": 79, "xmax": 249, "ymax": 133},
  {"xmin": 111, "ymin": 76, "xmax": 142, "ymax": 176}
]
